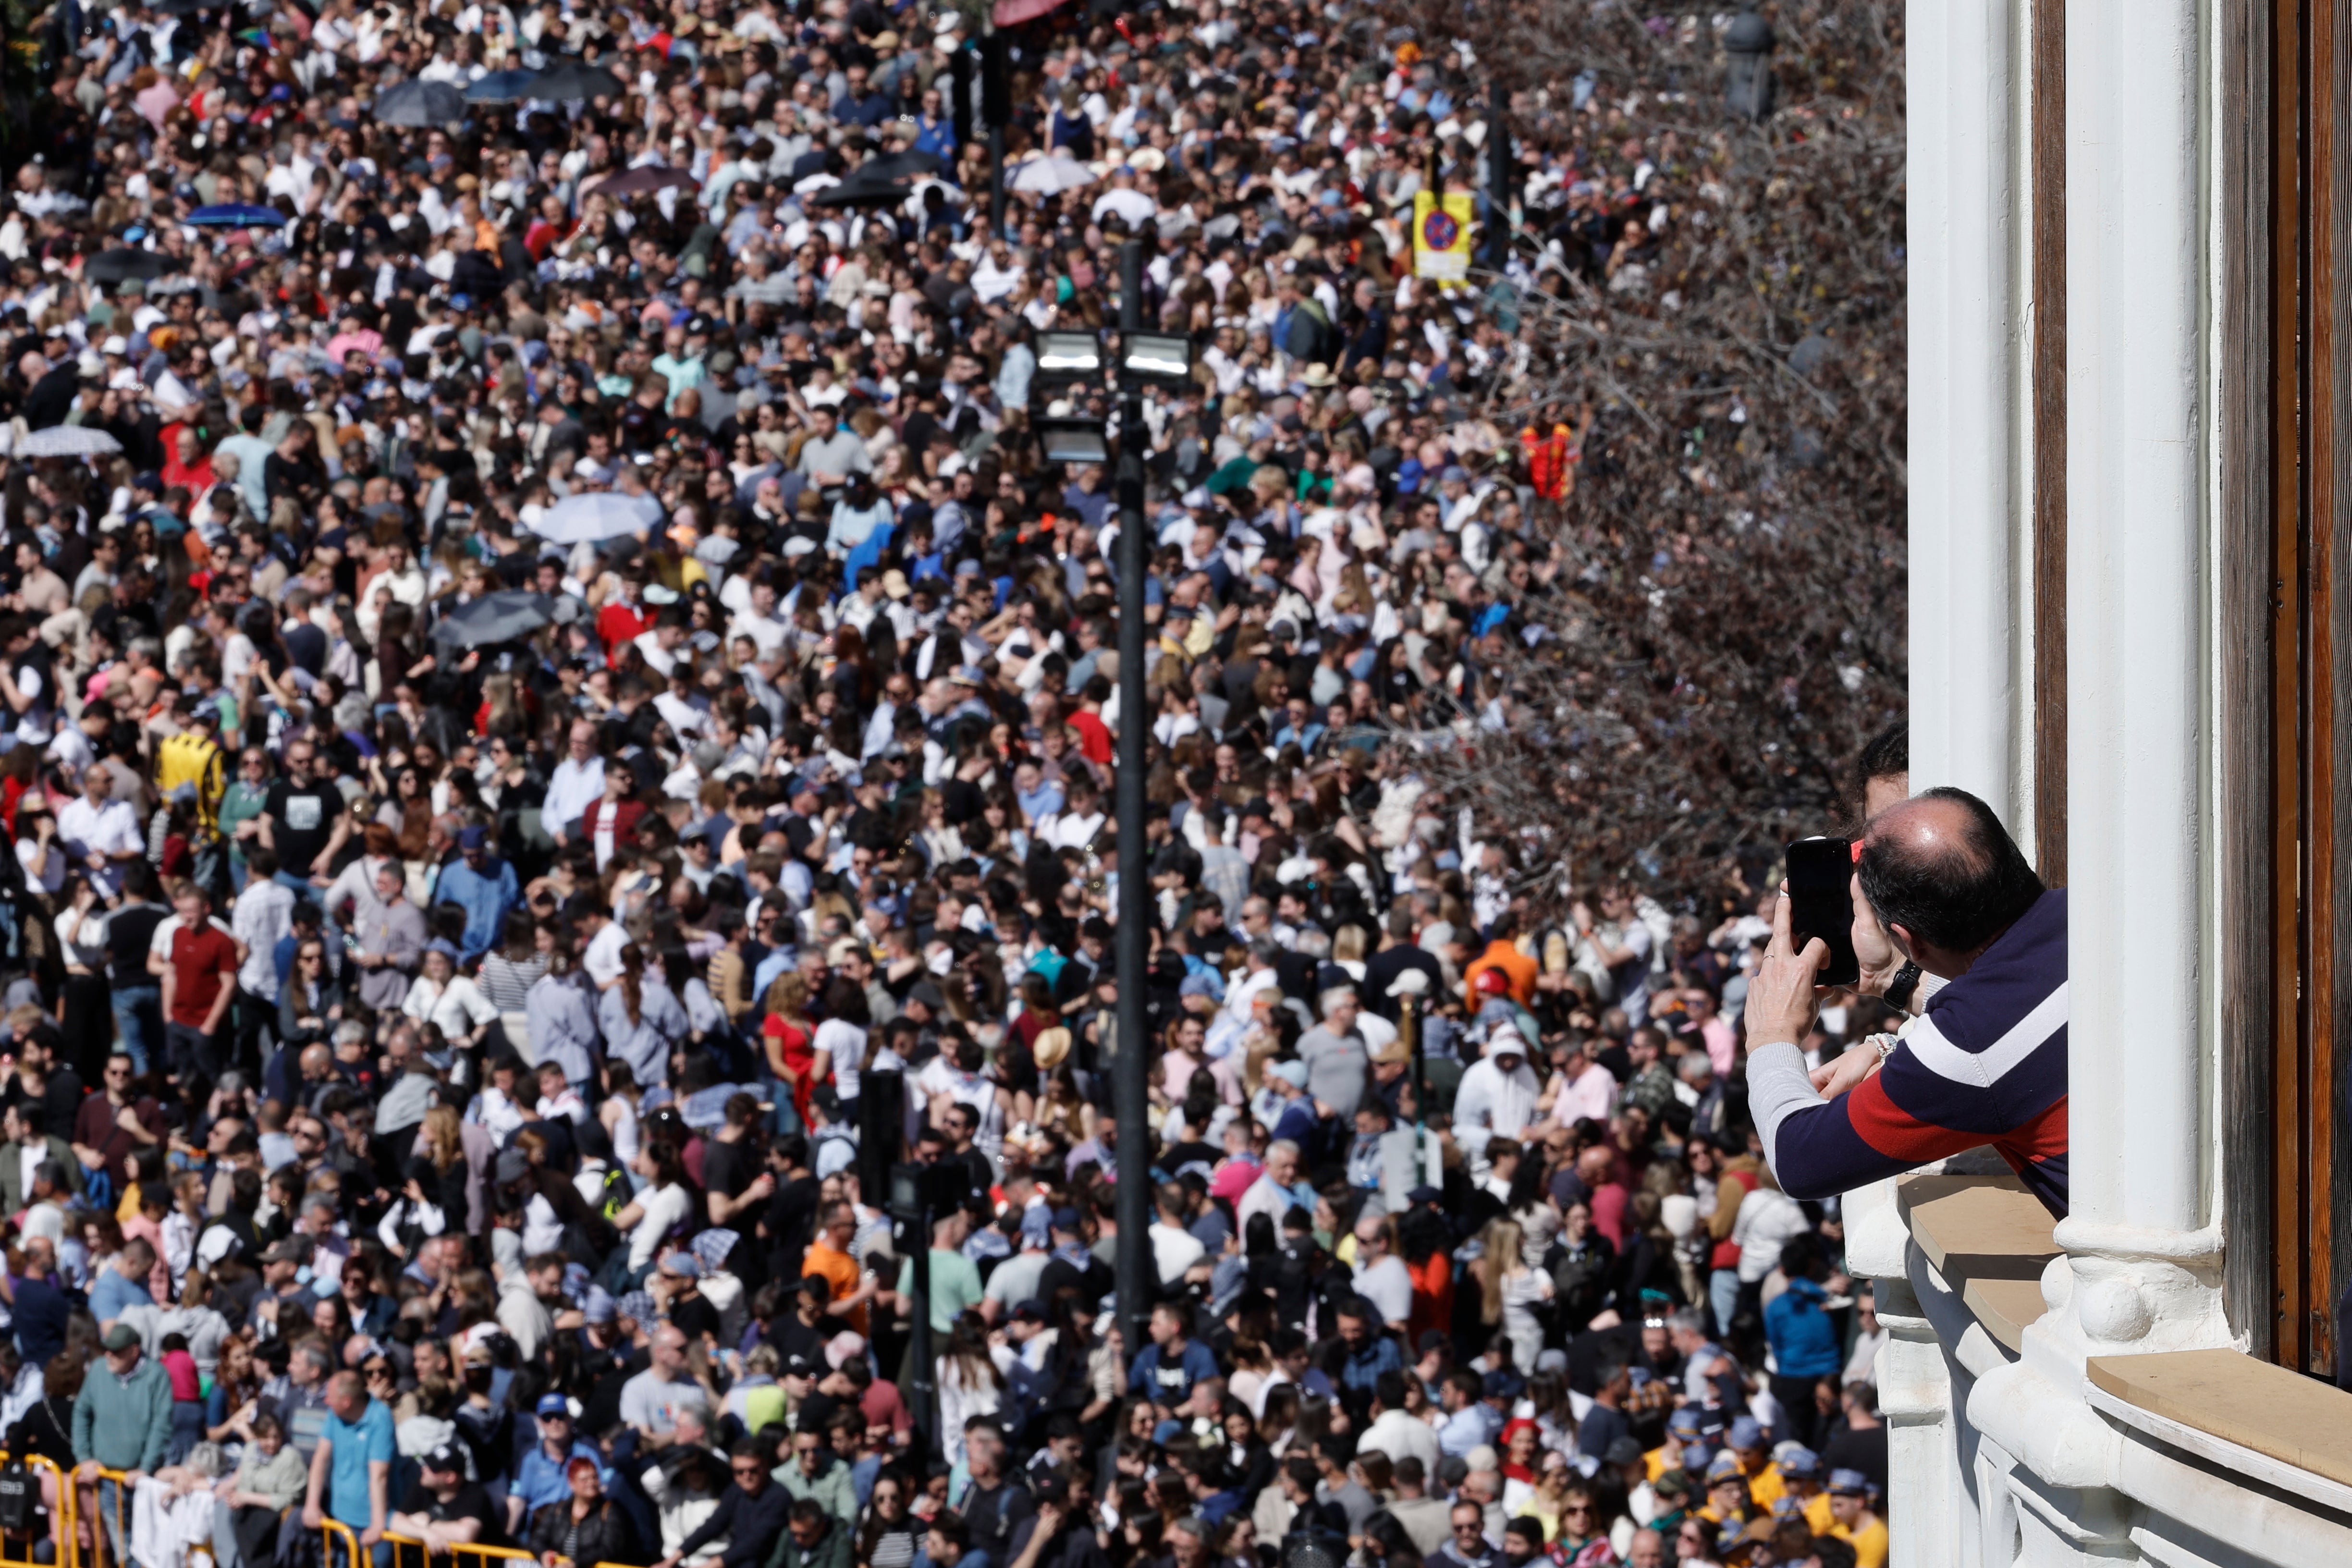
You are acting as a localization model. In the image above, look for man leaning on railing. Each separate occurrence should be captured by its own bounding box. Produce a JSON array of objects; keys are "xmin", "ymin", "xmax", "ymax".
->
[
  {"xmin": 304, "ymin": 1371, "xmax": 394, "ymax": 1568},
  {"xmin": 1743, "ymin": 788, "xmax": 2072, "ymax": 1218},
  {"xmin": 72, "ymin": 1323, "xmax": 172, "ymax": 1568}
]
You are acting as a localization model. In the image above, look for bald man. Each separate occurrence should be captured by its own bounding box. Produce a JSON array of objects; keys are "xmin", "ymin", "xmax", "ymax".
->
[{"xmin": 1742, "ymin": 786, "xmax": 2070, "ymax": 1216}]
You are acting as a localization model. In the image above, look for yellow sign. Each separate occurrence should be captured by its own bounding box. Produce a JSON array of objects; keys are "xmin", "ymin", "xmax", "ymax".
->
[{"xmin": 1412, "ymin": 190, "xmax": 1475, "ymax": 281}]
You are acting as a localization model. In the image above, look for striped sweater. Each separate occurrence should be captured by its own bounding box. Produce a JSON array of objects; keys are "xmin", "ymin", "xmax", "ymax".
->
[{"xmin": 1750, "ymin": 888, "xmax": 2070, "ymax": 1217}]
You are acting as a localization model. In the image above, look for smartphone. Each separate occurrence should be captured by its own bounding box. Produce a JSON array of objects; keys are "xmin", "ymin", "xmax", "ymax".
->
[{"xmin": 1784, "ymin": 836, "xmax": 1862, "ymax": 986}]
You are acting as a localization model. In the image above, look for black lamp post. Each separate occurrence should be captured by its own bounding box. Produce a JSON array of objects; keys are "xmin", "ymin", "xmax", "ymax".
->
[
  {"xmin": 1029, "ymin": 239, "xmax": 1194, "ymax": 1352},
  {"xmin": 1485, "ymin": 77, "xmax": 1513, "ymax": 270},
  {"xmin": 982, "ymin": 29, "xmax": 1010, "ymax": 238},
  {"xmin": 1723, "ymin": 5, "xmax": 1777, "ymax": 122}
]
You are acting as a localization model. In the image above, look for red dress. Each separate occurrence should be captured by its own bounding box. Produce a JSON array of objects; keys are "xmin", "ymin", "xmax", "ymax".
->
[{"xmin": 763, "ymin": 1015, "xmax": 818, "ymax": 1127}]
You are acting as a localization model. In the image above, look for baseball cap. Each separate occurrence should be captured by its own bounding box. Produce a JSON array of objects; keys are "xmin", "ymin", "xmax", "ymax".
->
[
  {"xmin": 1706, "ymin": 1453, "xmax": 1745, "ymax": 1484},
  {"xmin": 1474, "ymin": 968, "xmax": 1509, "ymax": 994},
  {"xmin": 1481, "ymin": 1369, "xmax": 1525, "ymax": 1401},
  {"xmin": 536, "ymin": 1394, "xmax": 574, "ymax": 1419},
  {"xmin": 424, "ymin": 1444, "xmax": 466, "ymax": 1475},
  {"xmin": 1828, "ymin": 1468, "xmax": 1872, "ymax": 1496},
  {"xmin": 457, "ymin": 825, "xmax": 490, "ymax": 849},
  {"xmin": 1777, "ymin": 1446, "xmax": 1822, "ymax": 1481},
  {"xmin": 102, "ymin": 1323, "xmax": 140, "ymax": 1352},
  {"xmin": 1605, "ymin": 1436, "xmax": 1645, "ymax": 1468},
  {"xmin": 1728, "ymin": 1416, "xmax": 1766, "ymax": 1450},
  {"xmin": 658, "ymin": 1251, "xmax": 705, "ymax": 1279},
  {"xmin": 1050, "ymin": 1206, "xmax": 1083, "ymax": 1233},
  {"xmin": 1268, "ymin": 1059, "xmax": 1310, "ymax": 1089}
]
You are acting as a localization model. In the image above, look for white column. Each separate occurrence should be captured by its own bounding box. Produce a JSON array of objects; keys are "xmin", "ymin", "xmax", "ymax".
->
[
  {"xmin": 1907, "ymin": 0, "xmax": 2022, "ymax": 830},
  {"xmin": 2061, "ymin": 0, "xmax": 2205, "ymax": 1245},
  {"xmin": 2043, "ymin": 0, "xmax": 2231, "ymax": 1360}
]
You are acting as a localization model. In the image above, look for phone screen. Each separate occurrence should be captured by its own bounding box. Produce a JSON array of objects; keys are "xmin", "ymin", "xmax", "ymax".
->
[{"xmin": 1784, "ymin": 836, "xmax": 1861, "ymax": 987}]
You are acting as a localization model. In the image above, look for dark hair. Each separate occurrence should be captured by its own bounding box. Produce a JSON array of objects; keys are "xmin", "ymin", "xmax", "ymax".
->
[
  {"xmin": 1856, "ymin": 720, "xmax": 1908, "ymax": 797},
  {"xmin": 1856, "ymin": 786, "xmax": 2044, "ymax": 953}
]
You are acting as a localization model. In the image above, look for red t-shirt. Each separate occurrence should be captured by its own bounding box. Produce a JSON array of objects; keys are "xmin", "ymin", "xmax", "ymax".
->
[
  {"xmin": 165, "ymin": 917, "xmax": 240, "ymax": 1027},
  {"xmin": 597, "ymin": 600, "xmax": 650, "ymax": 655},
  {"xmin": 1068, "ymin": 709, "xmax": 1113, "ymax": 765}
]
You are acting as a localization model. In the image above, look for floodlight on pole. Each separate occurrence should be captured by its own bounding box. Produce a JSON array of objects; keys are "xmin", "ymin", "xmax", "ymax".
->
[
  {"xmin": 1121, "ymin": 332, "xmax": 1194, "ymax": 383},
  {"xmin": 1037, "ymin": 416, "xmax": 1111, "ymax": 466},
  {"xmin": 1037, "ymin": 331, "xmax": 1105, "ymax": 380}
]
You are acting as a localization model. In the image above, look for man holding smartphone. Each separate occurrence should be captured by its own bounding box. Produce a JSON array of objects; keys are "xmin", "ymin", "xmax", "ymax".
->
[{"xmin": 1742, "ymin": 787, "xmax": 2070, "ymax": 1216}]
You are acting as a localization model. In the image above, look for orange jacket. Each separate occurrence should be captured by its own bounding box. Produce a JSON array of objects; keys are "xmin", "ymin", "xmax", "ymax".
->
[{"xmin": 1464, "ymin": 939, "xmax": 1538, "ymax": 1009}]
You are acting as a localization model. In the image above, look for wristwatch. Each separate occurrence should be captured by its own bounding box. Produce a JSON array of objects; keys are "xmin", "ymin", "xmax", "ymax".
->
[{"xmin": 1884, "ymin": 961, "xmax": 1923, "ymax": 1012}]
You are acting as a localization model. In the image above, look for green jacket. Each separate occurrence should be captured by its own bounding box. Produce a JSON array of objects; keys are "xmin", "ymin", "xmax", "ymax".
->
[
  {"xmin": 766, "ymin": 1515, "xmax": 854, "ymax": 1568},
  {"xmin": 0, "ymin": 1137, "xmax": 82, "ymax": 1214},
  {"xmin": 772, "ymin": 1457, "xmax": 858, "ymax": 1526},
  {"xmin": 72, "ymin": 1353, "xmax": 172, "ymax": 1472}
]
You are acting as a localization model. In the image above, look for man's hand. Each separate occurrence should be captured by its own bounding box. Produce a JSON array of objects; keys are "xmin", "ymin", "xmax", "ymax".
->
[
  {"xmin": 1742, "ymin": 891, "xmax": 1827, "ymax": 1047},
  {"xmin": 1849, "ymin": 872, "xmax": 1904, "ymax": 999},
  {"xmin": 303, "ymin": 1503, "xmax": 323, "ymax": 1529},
  {"xmin": 1809, "ymin": 1043, "xmax": 1884, "ymax": 1101},
  {"xmin": 359, "ymin": 1527, "xmax": 383, "ymax": 1549},
  {"xmin": 74, "ymin": 1462, "xmax": 99, "ymax": 1482}
]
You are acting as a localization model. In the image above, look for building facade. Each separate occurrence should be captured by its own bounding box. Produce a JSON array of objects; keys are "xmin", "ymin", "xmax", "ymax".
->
[{"xmin": 1883, "ymin": 0, "xmax": 2352, "ymax": 1560}]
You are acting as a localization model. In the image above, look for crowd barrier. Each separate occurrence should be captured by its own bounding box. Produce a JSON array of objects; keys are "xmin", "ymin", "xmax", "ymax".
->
[{"xmin": 0, "ymin": 1453, "xmax": 73, "ymax": 1568}]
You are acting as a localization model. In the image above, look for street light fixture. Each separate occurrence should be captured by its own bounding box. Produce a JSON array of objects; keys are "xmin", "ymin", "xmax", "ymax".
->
[
  {"xmin": 1037, "ymin": 331, "xmax": 1104, "ymax": 380},
  {"xmin": 1120, "ymin": 332, "xmax": 1194, "ymax": 384},
  {"xmin": 1037, "ymin": 416, "xmax": 1111, "ymax": 466}
]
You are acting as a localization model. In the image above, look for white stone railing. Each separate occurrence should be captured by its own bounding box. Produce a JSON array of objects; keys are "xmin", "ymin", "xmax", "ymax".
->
[{"xmin": 1842, "ymin": 1173, "xmax": 2352, "ymax": 1567}]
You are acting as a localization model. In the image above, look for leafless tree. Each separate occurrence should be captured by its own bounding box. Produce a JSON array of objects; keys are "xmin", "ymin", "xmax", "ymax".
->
[{"xmin": 1382, "ymin": 0, "xmax": 1908, "ymax": 912}]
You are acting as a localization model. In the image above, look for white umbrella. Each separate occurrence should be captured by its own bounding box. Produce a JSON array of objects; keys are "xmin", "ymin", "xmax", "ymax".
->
[
  {"xmin": 15, "ymin": 424, "xmax": 124, "ymax": 458},
  {"xmin": 1011, "ymin": 154, "xmax": 1097, "ymax": 195},
  {"xmin": 1090, "ymin": 187, "xmax": 1157, "ymax": 226},
  {"xmin": 527, "ymin": 490, "xmax": 664, "ymax": 544}
]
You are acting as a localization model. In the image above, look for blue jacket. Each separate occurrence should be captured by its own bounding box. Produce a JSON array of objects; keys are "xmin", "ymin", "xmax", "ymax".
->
[
  {"xmin": 1128, "ymin": 1337, "xmax": 1221, "ymax": 1404},
  {"xmin": 431, "ymin": 856, "xmax": 521, "ymax": 966},
  {"xmin": 1338, "ymin": 1333, "xmax": 1406, "ymax": 1397},
  {"xmin": 1764, "ymin": 1277, "xmax": 1846, "ymax": 1380}
]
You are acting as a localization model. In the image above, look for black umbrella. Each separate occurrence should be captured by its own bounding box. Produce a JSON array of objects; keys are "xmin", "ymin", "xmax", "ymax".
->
[
  {"xmin": 590, "ymin": 164, "xmax": 700, "ymax": 197},
  {"xmin": 530, "ymin": 61, "xmax": 628, "ymax": 101},
  {"xmin": 375, "ymin": 79, "xmax": 468, "ymax": 127},
  {"xmin": 809, "ymin": 168, "xmax": 919, "ymax": 209},
  {"xmin": 858, "ymin": 149, "xmax": 946, "ymax": 183},
  {"xmin": 434, "ymin": 591, "xmax": 556, "ymax": 649},
  {"xmin": 85, "ymin": 249, "xmax": 178, "ymax": 283}
]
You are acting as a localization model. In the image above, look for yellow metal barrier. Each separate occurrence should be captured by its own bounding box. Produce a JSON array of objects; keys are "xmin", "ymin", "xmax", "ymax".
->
[
  {"xmin": 91, "ymin": 1469, "xmax": 135, "ymax": 1568},
  {"xmin": 379, "ymin": 1531, "xmax": 538, "ymax": 1568},
  {"xmin": 0, "ymin": 1453, "xmax": 74, "ymax": 1568},
  {"xmin": 450, "ymin": 1544, "xmax": 537, "ymax": 1568},
  {"xmin": 319, "ymin": 1516, "xmax": 365, "ymax": 1568}
]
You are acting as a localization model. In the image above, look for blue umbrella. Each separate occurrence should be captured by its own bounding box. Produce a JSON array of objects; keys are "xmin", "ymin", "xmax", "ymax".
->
[
  {"xmin": 188, "ymin": 204, "xmax": 286, "ymax": 228},
  {"xmin": 465, "ymin": 69, "xmax": 539, "ymax": 103}
]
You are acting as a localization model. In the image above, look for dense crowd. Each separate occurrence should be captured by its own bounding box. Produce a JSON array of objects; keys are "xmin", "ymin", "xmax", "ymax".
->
[{"xmin": 0, "ymin": 1, "xmax": 1894, "ymax": 1567}]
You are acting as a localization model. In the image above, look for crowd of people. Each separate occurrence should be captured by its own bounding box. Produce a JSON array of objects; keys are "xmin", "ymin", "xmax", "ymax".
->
[{"xmin": 0, "ymin": 1, "xmax": 1902, "ymax": 1567}]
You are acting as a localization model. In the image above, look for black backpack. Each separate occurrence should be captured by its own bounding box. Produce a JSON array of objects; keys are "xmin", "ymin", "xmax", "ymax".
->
[{"xmin": 0, "ymin": 1454, "xmax": 35, "ymax": 1532}]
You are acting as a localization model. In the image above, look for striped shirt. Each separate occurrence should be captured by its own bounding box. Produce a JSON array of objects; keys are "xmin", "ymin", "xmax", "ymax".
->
[{"xmin": 1750, "ymin": 888, "xmax": 2070, "ymax": 1216}]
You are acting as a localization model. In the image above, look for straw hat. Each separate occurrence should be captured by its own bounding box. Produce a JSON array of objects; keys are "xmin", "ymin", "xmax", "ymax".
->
[{"xmin": 1032, "ymin": 1026, "xmax": 1074, "ymax": 1070}]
